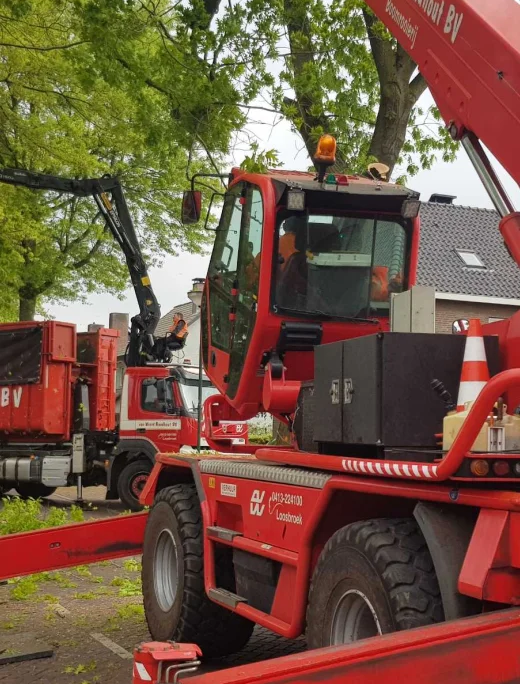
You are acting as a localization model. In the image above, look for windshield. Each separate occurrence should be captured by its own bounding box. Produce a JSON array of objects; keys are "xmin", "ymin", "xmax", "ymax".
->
[
  {"xmin": 179, "ymin": 380, "xmax": 219, "ymax": 416},
  {"xmin": 273, "ymin": 212, "xmax": 408, "ymax": 320}
]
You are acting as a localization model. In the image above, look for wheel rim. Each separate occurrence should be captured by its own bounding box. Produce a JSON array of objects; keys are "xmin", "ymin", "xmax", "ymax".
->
[
  {"xmin": 130, "ymin": 473, "xmax": 149, "ymax": 498},
  {"xmin": 330, "ymin": 589, "xmax": 382, "ymax": 645},
  {"xmin": 154, "ymin": 529, "xmax": 179, "ymax": 612}
]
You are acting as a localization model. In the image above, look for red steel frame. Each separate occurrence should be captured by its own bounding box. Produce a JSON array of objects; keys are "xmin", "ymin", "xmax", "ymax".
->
[
  {"xmin": 180, "ymin": 609, "xmax": 520, "ymax": 684},
  {"xmin": 0, "ymin": 513, "xmax": 146, "ymax": 582}
]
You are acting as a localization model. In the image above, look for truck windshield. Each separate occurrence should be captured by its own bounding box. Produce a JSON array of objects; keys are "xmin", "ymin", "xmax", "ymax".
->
[
  {"xmin": 273, "ymin": 212, "xmax": 408, "ymax": 320},
  {"xmin": 179, "ymin": 380, "xmax": 219, "ymax": 416}
]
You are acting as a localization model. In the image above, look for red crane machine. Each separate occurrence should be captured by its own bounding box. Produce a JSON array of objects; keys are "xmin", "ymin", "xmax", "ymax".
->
[{"xmin": 4, "ymin": 1, "xmax": 520, "ymax": 682}]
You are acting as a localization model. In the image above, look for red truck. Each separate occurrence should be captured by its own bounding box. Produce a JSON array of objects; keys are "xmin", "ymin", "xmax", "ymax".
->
[
  {"xmin": 0, "ymin": 319, "xmax": 249, "ymax": 509},
  {"xmin": 0, "ymin": 171, "xmax": 249, "ymax": 510},
  {"xmin": 113, "ymin": 363, "xmax": 248, "ymax": 508}
]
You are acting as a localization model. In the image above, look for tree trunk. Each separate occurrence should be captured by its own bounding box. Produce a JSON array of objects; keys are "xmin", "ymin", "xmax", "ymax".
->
[
  {"xmin": 367, "ymin": 86, "xmax": 414, "ymax": 179},
  {"xmin": 19, "ymin": 295, "xmax": 36, "ymax": 321}
]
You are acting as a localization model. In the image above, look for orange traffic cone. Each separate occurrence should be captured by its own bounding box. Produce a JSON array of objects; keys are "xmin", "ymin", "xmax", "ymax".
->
[{"xmin": 456, "ymin": 318, "xmax": 489, "ymax": 412}]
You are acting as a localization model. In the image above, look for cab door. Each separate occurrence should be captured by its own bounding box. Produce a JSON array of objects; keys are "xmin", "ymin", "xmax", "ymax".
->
[
  {"xmin": 204, "ymin": 182, "xmax": 246, "ymax": 389},
  {"xmin": 203, "ymin": 182, "xmax": 263, "ymax": 399},
  {"xmin": 227, "ymin": 185, "xmax": 263, "ymax": 399}
]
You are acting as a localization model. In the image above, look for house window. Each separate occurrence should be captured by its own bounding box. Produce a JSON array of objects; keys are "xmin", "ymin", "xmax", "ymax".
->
[{"xmin": 455, "ymin": 249, "xmax": 485, "ymax": 268}]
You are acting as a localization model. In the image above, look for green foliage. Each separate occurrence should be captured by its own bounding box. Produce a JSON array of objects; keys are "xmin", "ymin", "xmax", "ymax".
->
[
  {"xmin": 123, "ymin": 558, "xmax": 141, "ymax": 573},
  {"xmin": 10, "ymin": 576, "xmax": 39, "ymax": 601},
  {"xmin": 63, "ymin": 662, "xmax": 97, "ymax": 676},
  {"xmin": 0, "ymin": 0, "xmax": 248, "ymax": 319},
  {"xmin": 0, "ymin": 497, "xmax": 84, "ymax": 535},
  {"xmin": 240, "ymin": 142, "xmax": 281, "ymax": 173},
  {"xmin": 248, "ymin": 432, "xmax": 271, "ymax": 444},
  {"xmin": 116, "ymin": 577, "xmax": 142, "ymax": 597},
  {"xmin": 1, "ymin": 498, "xmax": 84, "ymax": 599},
  {"xmin": 106, "ymin": 603, "xmax": 144, "ymax": 631},
  {"xmin": 204, "ymin": 0, "xmax": 457, "ymax": 180}
]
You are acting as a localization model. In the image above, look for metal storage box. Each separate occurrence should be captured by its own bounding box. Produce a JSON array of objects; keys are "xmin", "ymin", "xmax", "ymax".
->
[{"xmin": 314, "ymin": 332, "xmax": 500, "ymax": 449}]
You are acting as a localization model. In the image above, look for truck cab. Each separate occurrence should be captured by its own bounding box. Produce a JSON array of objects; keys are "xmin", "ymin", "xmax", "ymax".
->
[{"xmin": 110, "ymin": 364, "xmax": 248, "ymax": 509}]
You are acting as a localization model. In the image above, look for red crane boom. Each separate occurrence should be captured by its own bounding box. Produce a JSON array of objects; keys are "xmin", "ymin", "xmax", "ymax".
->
[{"xmin": 365, "ymin": 0, "xmax": 520, "ymax": 260}]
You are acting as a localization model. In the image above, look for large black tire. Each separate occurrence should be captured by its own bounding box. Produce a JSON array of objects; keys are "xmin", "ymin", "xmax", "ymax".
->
[
  {"xmin": 15, "ymin": 483, "xmax": 57, "ymax": 500},
  {"xmin": 306, "ymin": 518, "xmax": 444, "ymax": 649},
  {"xmin": 142, "ymin": 484, "xmax": 254, "ymax": 658},
  {"xmin": 117, "ymin": 459, "xmax": 152, "ymax": 511}
]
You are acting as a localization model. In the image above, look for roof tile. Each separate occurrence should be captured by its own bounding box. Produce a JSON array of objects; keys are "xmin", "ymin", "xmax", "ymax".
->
[{"xmin": 416, "ymin": 202, "xmax": 520, "ymax": 299}]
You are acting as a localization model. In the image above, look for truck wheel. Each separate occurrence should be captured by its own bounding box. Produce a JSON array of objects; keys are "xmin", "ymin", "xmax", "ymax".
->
[
  {"xmin": 142, "ymin": 484, "xmax": 254, "ymax": 658},
  {"xmin": 15, "ymin": 483, "xmax": 57, "ymax": 500},
  {"xmin": 117, "ymin": 459, "xmax": 152, "ymax": 511},
  {"xmin": 306, "ymin": 518, "xmax": 444, "ymax": 649}
]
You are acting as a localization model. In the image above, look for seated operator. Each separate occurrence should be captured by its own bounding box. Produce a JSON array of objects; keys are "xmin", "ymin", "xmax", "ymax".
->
[
  {"xmin": 245, "ymin": 216, "xmax": 303, "ymax": 294},
  {"xmin": 370, "ymin": 266, "xmax": 403, "ymax": 302},
  {"xmin": 278, "ymin": 216, "xmax": 302, "ymax": 269},
  {"xmin": 165, "ymin": 313, "xmax": 188, "ymax": 352}
]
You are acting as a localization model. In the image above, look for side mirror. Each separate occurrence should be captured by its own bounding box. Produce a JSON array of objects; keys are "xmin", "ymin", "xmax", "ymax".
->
[
  {"xmin": 156, "ymin": 378, "xmax": 166, "ymax": 401},
  {"xmin": 181, "ymin": 190, "xmax": 202, "ymax": 225},
  {"xmin": 452, "ymin": 319, "xmax": 469, "ymax": 334}
]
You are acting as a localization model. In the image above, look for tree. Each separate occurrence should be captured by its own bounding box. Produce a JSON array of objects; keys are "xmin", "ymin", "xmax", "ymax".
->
[
  {"xmin": 0, "ymin": 0, "xmax": 250, "ymax": 320},
  {"xmin": 179, "ymin": 0, "xmax": 457, "ymax": 181}
]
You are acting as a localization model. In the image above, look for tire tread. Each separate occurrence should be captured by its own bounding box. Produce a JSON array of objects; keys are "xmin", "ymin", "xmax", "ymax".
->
[
  {"xmin": 307, "ymin": 517, "xmax": 444, "ymax": 647},
  {"xmin": 142, "ymin": 484, "xmax": 253, "ymax": 658}
]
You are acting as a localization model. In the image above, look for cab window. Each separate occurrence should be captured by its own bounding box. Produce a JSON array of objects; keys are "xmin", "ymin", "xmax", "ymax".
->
[
  {"xmin": 207, "ymin": 184, "xmax": 245, "ymax": 351},
  {"xmin": 273, "ymin": 212, "xmax": 407, "ymax": 320},
  {"xmin": 141, "ymin": 380, "xmax": 166, "ymax": 413}
]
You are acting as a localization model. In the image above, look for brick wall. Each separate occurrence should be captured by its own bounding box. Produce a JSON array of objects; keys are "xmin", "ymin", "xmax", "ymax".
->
[{"xmin": 435, "ymin": 300, "xmax": 519, "ymax": 333}]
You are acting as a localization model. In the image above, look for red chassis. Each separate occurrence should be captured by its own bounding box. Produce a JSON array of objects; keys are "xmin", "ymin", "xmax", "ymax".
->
[{"xmin": 136, "ymin": 443, "xmax": 520, "ymax": 640}]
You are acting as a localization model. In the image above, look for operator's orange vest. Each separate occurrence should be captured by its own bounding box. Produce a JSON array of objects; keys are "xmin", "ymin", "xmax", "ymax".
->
[
  {"xmin": 169, "ymin": 320, "xmax": 188, "ymax": 338},
  {"xmin": 371, "ymin": 266, "xmax": 390, "ymax": 301}
]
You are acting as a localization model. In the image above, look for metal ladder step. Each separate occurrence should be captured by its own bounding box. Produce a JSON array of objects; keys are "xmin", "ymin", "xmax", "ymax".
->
[
  {"xmin": 206, "ymin": 526, "xmax": 242, "ymax": 542},
  {"xmin": 208, "ymin": 588, "xmax": 248, "ymax": 609}
]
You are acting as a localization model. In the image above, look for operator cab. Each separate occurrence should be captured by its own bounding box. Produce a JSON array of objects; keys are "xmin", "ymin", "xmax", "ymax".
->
[{"xmin": 187, "ymin": 136, "xmax": 421, "ymax": 416}]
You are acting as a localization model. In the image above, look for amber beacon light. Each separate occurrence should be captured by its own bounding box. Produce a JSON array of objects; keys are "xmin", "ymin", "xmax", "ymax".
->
[{"xmin": 313, "ymin": 134, "xmax": 337, "ymax": 182}]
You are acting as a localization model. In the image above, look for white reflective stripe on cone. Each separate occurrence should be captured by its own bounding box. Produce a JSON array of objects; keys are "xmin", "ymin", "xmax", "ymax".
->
[
  {"xmin": 457, "ymin": 381, "xmax": 487, "ymax": 408},
  {"xmin": 463, "ymin": 336, "xmax": 487, "ymax": 362}
]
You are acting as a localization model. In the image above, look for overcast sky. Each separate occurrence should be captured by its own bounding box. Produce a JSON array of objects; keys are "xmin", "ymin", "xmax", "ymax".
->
[{"xmin": 45, "ymin": 92, "xmax": 520, "ymax": 332}]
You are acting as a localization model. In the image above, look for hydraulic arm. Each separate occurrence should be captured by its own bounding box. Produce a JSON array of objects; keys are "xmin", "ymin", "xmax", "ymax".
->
[{"xmin": 0, "ymin": 168, "xmax": 161, "ymax": 365}]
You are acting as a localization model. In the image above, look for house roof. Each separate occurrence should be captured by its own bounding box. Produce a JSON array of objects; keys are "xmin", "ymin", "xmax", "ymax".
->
[
  {"xmin": 416, "ymin": 202, "xmax": 520, "ymax": 299},
  {"xmin": 155, "ymin": 301, "xmax": 200, "ymax": 338}
]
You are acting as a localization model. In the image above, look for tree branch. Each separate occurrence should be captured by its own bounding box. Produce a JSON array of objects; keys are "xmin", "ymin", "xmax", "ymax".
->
[
  {"xmin": 409, "ymin": 71, "xmax": 427, "ymax": 103},
  {"xmin": 0, "ymin": 40, "xmax": 88, "ymax": 52},
  {"xmin": 362, "ymin": 9, "xmax": 395, "ymax": 85}
]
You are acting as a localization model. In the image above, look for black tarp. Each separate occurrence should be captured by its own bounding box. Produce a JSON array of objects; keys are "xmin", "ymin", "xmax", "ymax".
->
[{"xmin": 0, "ymin": 327, "xmax": 43, "ymax": 385}]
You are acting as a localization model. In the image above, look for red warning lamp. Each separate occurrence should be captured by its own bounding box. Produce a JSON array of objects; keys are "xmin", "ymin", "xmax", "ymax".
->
[{"xmin": 313, "ymin": 135, "xmax": 337, "ymax": 183}]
